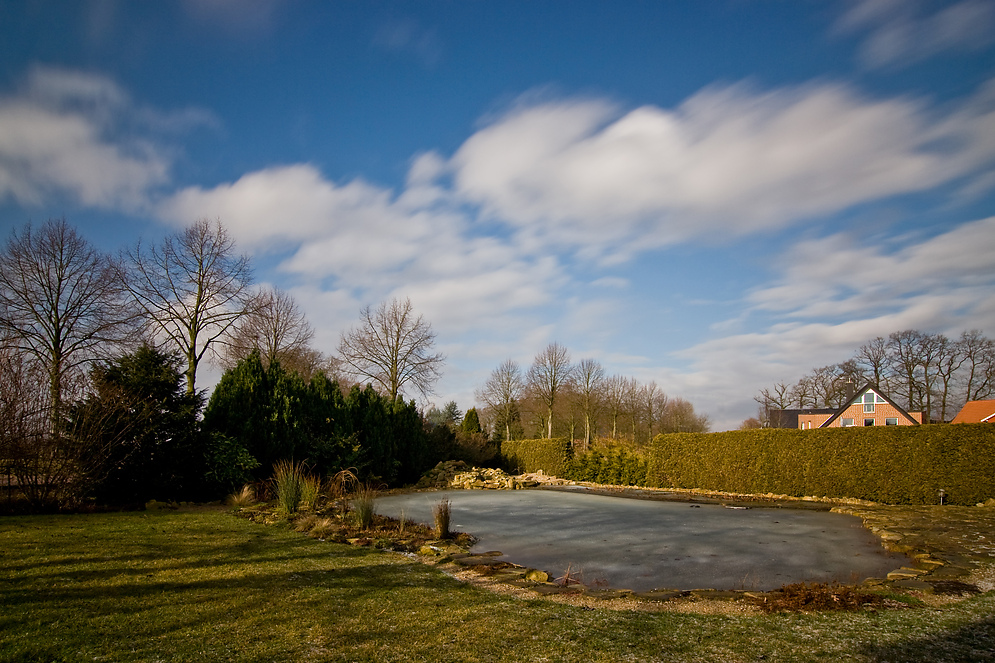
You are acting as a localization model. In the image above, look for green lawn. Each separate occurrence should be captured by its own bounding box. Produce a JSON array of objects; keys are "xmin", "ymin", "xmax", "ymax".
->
[{"xmin": 1, "ymin": 508, "xmax": 993, "ymax": 662}]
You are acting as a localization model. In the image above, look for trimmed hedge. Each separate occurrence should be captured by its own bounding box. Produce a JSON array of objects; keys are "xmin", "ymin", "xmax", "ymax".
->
[
  {"xmin": 645, "ymin": 424, "xmax": 995, "ymax": 505},
  {"xmin": 499, "ymin": 438, "xmax": 572, "ymax": 476}
]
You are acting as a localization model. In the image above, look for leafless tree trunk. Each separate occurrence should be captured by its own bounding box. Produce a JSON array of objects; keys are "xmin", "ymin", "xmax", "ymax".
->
[
  {"xmin": 476, "ymin": 359, "xmax": 525, "ymax": 442},
  {"xmin": 856, "ymin": 336, "xmax": 889, "ymax": 389},
  {"xmin": 602, "ymin": 374, "xmax": 628, "ymax": 440},
  {"xmin": 123, "ymin": 218, "xmax": 256, "ymax": 395},
  {"xmin": 337, "ymin": 297, "xmax": 444, "ymax": 400},
  {"xmin": 0, "ymin": 218, "xmax": 133, "ymax": 431},
  {"xmin": 220, "ymin": 287, "xmax": 316, "ymax": 373},
  {"xmin": 958, "ymin": 329, "xmax": 995, "ymax": 402},
  {"xmin": 575, "ymin": 358, "xmax": 605, "ymax": 451},
  {"xmin": 527, "ymin": 342, "xmax": 573, "ymax": 439}
]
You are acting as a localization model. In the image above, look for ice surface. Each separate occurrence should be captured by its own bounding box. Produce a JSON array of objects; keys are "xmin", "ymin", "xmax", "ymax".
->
[{"xmin": 376, "ymin": 489, "xmax": 907, "ymax": 591}]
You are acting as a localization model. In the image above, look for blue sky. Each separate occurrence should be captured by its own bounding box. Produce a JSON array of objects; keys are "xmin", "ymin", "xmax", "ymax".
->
[{"xmin": 2, "ymin": 0, "xmax": 995, "ymax": 430}]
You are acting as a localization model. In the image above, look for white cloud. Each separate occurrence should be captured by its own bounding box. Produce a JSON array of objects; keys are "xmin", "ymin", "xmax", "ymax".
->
[
  {"xmin": 159, "ymin": 162, "xmax": 570, "ymax": 345},
  {"xmin": 0, "ymin": 66, "xmax": 216, "ymax": 211},
  {"xmin": 447, "ymin": 80, "xmax": 995, "ymax": 260},
  {"xmin": 0, "ymin": 67, "xmax": 169, "ymax": 209},
  {"xmin": 836, "ymin": 0, "xmax": 995, "ymax": 68}
]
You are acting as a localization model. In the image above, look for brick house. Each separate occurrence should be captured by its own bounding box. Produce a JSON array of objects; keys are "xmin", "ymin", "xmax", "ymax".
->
[
  {"xmin": 950, "ymin": 400, "xmax": 995, "ymax": 424},
  {"xmin": 774, "ymin": 383, "xmax": 923, "ymax": 429}
]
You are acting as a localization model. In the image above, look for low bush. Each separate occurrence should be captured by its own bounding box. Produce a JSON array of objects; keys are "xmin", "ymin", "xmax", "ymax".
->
[{"xmin": 749, "ymin": 582, "xmax": 885, "ymax": 613}]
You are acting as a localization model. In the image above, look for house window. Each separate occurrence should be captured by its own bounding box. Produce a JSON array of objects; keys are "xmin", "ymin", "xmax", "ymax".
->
[
  {"xmin": 885, "ymin": 418, "xmax": 898, "ymax": 426},
  {"xmin": 841, "ymin": 418, "xmax": 854, "ymax": 427},
  {"xmin": 863, "ymin": 392, "xmax": 875, "ymax": 413},
  {"xmin": 864, "ymin": 418, "xmax": 875, "ymax": 426}
]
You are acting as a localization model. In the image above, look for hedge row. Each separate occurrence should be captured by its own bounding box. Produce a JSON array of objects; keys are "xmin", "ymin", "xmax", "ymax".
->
[
  {"xmin": 645, "ymin": 424, "xmax": 995, "ymax": 505},
  {"xmin": 564, "ymin": 447, "xmax": 648, "ymax": 486},
  {"xmin": 499, "ymin": 438, "xmax": 572, "ymax": 476}
]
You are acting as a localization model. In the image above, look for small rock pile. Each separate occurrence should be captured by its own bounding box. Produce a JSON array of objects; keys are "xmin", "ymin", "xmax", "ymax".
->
[
  {"xmin": 415, "ymin": 460, "xmax": 471, "ymax": 488},
  {"xmin": 415, "ymin": 461, "xmax": 560, "ymax": 490}
]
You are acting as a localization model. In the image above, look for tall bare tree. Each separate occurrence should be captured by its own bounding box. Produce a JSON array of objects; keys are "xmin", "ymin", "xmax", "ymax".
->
[
  {"xmin": 337, "ymin": 297, "xmax": 444, "ymax": 400},
  {"xmin": 0, "ymin": 219, "xmax": 132, "ymax": 428},
  {"xmin": 574, "ymin": 358, "xmax": 605, "ymax": 450},
  {"xmin": 124, "ymin": 218, "xmax": 256, "ymax": 395},
  {"xmin": 527, "ymin": 342, "xmax": 573, "ymax": 439},
  {"xmin": 602, "ymin": 374, "xmax": 629, "ymax": 440},
  {"xmin": 958, "ymin": 329, "xmax": 995, "ymax": 402},
  {"xmin": 476, "ymin": 358, "xmax": 525, "ymax": 442},
  {"xmin": 220, "ymin": 286, "xmax": 315, "ymax": 372}
]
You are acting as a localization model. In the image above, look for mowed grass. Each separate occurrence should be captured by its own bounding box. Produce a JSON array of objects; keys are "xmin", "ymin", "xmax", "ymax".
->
[{"xmin": 1, "ymin": 508, "xmax": 994, "ymax": 662}]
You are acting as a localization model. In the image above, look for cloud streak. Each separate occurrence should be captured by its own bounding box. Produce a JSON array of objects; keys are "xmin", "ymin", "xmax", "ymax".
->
[
  {"xmin": 837, "ymin": 0, "xmax": 995, "ymax": 68},
  {"xmin": 444, "ymin": 79, "xmax": 995, "ymax": 261}
]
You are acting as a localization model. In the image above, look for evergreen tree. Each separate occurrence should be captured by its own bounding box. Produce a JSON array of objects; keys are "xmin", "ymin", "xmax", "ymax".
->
[
  {"xmin": 461, "ymin": 407, "xmax": 482, "ymax": 434},
  {"xmin": 74, "ymin": 345, "xmax": 202, "ymax": 503}
]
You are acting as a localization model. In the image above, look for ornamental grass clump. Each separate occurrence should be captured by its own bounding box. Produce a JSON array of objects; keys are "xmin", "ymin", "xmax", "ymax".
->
[
  {"xmin": 329, "ymin": 468, "xmax": 360, "ymax": 516},
  {"xmin": 226, "ymin": 484, "xmax": 256, "ymax": 509},
  {"xmin": 351, "ymin": 483, "xmax": 378, "ymax": 530},
  {"xmin": 300, "ymin": 473, "xmax": 322, "ymax": 511},
  {"xmin": 273, "ymin": 460, "xmax": 306, "ymax": 514},
  {"xmin": 434, "ymin": 497, "xmax": 451, "ymax": 539}
]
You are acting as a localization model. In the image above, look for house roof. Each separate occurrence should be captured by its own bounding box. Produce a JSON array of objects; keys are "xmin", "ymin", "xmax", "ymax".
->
[
  {"xmin": 951, "ymin": 400, "xmax": 995, "ymax": 424},
  {"xmin": 820, "ymin": 382, "xmax": 920, "ymax": 428},
  {"xmin": 769, "ymin": 408, "xmax": 836, "ymax": 429}
]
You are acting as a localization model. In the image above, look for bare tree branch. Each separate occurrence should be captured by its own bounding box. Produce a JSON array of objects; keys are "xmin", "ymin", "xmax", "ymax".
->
[{"xmin": 337, "ymin": 297, "xmax": 444, "ymax": 400}]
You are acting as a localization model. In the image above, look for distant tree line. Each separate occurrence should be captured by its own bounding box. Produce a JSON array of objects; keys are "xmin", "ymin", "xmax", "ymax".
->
[
  {"xmin": 475, "ymin": 342, "xmax": 710, "ymax": 452},
  {"xmin": 0, "ymin": 218, "xmax": 446, "ymax": 510},
  {"xmin": 754, "ymin": 329, "xmax": 995, "ymax": 426}
]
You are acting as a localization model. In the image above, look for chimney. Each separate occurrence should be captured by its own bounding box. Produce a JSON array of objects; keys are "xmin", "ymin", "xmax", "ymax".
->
[{"xmin": 844, "ymin": 377, "xmax": 856, "ymax": 400}]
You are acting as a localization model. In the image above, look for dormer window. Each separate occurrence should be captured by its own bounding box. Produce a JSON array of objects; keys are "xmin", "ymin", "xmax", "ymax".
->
[{"xmin": 862, "ymin": 390, "xmax": 884, "ymax": 413}]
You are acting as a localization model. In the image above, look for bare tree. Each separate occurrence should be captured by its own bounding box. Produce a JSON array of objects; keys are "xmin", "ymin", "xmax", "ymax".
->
[
  {"xmin": 754, "ymin": 382, "xmax": 792, "ymax": 427},
  {"xmin": 476, "ymin": 359, "xmax": 525, "ymax": 442},
  {"xmin": 221, "ymin": 287, "xmax": 315, "ymax": 372},
  {"xmin": 527, "ymin": 342, "xmax": 573, "ymax": 439},
  {"xmin": 337, "ymin": 297, "xmax": 444, "ymax": 400},
  {"xmin": 958, "ymin": 329, "xmax": 995, "ymax": 402},
  {"xmin": 0, "ymin": 219, "xmax": 132, "ymax": 428},
  {"xmin": 934, "ymin": 335, "xmax": 964, "ymax": 422},
  {"xmin": 648, "ymin": 381, "xmax": 671, "ymax": 440},
  {"xmin": 574, "ymin": 358, "xmax": 605, "ymax": 450},
  {"xmin": 659, "ymin": 397, "xmax": 710, "ymax": 433},
  {"xmin": 856, "ymin": 336, "xmax": 890, "ymax": 389},
  {"xmin": 124, "ymin": 218, "xmax": 256, "ymax": 395},
  {"xmin": 602, "ymin": 374, "xmax": 628, "ymax": 440}
]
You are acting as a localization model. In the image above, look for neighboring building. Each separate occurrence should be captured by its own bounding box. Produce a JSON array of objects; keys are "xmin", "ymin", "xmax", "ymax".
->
[
  {"xmin": 771, "ymin": 383, "xmax": 923, "ymax": 429},
  {"xmin": 950, "ymin": 400, "xmax": 995, "ymax": 424}
]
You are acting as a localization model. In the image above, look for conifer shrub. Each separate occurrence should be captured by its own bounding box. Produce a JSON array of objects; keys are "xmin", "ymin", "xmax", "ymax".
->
[{"xmin": 564, "ymin": 447, "xmax": 649, "ymax": 486}]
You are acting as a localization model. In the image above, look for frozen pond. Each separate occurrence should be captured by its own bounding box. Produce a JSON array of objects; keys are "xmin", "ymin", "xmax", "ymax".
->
[{"xmin": 376, "ymin": 489, "xmax": 907, "ymax": 592}]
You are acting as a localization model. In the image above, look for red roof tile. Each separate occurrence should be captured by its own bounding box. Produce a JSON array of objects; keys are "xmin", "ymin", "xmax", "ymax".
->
[{"xmin": 951, "ymin": 400, "xmax": 995, "ymax": 424}]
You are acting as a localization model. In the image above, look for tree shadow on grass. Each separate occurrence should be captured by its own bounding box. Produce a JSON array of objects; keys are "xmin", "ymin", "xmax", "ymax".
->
[{"xmin": 860, "ymin": 616, "xmax": 995, "ymax": 662}]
